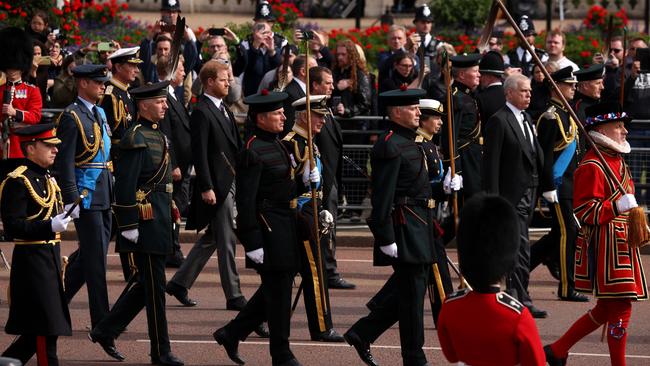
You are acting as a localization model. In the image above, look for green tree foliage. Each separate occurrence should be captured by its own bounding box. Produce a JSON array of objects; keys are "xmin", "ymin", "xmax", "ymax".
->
[{"xmin": 429, "ymin": 0, "xmax": 492, "ymax": 33}]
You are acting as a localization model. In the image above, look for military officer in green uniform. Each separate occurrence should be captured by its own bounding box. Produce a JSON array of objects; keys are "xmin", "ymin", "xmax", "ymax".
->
[
  {"xmin": 282, "ymin": 95, "xmax": 344, "ymax": 343},
  {"xmin": 89, "ymin": 81, "xmax": 184, "ymax": 366},
  {"xmin": 212, "ymin": 90, "xmax": 303, "ymax": 366},
  {"xmin": 344, "ymin": 88, "xmax": 436, "ymax": 366},
  {"xmin": 0, "ymin": 124, "xmax": 73, "ymax": 365},
  {"xmin": 573, "ymin": 64, "xmax": 605, "ymax": 123}
]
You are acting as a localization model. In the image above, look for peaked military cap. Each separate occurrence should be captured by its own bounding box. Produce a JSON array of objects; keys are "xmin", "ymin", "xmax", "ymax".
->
[
  {"xmin": 451, "ymin": 53, "xmax": 482, "ymax": 68},
  {"xmin": 130, "ymin": 81, "xmax": 170, "ymax": 100},
  {"xmin": 419, "ymin": 99, "xmax": 444, "ymax": 116},
  {"xmin": 413, "ymin": 4, "xmax": 433, "ymax": 23},
  {"xmin": 380, "ymin": 87, "xmax": 426, "ymax": 107},
  {"xmin": 584, "ymin": 101, "xmax": 631, "ymax": 130},
  {"xmin": 244, "ymin": 89, "xmax": 288, "ymax": 113},
  {"xmin": 161, "ymin": 0, "xmax": 181, "ymax": 12},
  {"xmin": 254, "ymin": 0, "xmax": 275, "ymax": 22},
  {"xmin": 71, "ymin": 64, "xmax": 110, "ymax": 82},
  {"xmin": 636, "ymin": 48, "xmax": 650, "ymax": 73},
  {"xmin": 518, "ymin": 15, "xmax": 536, "ymax": 37},
  {"xmin": 575, "ymin": 64, "xmax": 605, "ymax": 82},
  {"xmin": 108, "ymin": 47, "xmax": 143, "ymax": 64},
  {"xmin": 550, "ymin": 66, "xmax": 578, "ymax": 83},
  {"xmin": 479, "ymin": 51, "xmax": 505, "ymax": 75},
  {"xmin": 292, "ymin": 95, "xmax": 330, "ymax": 115},
  {"xmin": 15, "ymin": 123, "xmax": 61, "ymax": 144}
]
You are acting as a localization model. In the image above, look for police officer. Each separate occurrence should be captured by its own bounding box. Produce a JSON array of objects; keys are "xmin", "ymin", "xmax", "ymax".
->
[
  {"xmin": 282, "ymin": 95, "xmax": 344, "ymax": 342},
  {"xmin": 345, "ymin": 88, "xmax": 435, "ymax": 366},
  {"xmin": 505, "ymin": 15, "xmax": 548, "ymax": 77},
  {"xmin": 0, "ymin": 123, "xmax": 72, "ymax": 366},
  {"xmin": 56, "ymin": 64, "xmax": 114, "ymax": 333},
  {"xmin": 532, "ymin": 66, "xmax": 588, "ymax": 304},
  {"xmin": 89, "ymin": 81, "xmax": 184, "ymax": 366},
  {"xmin": 213, "ymin": 90, "xmax": 302, "ymax": 366},
  {"xmin": 413, "ymin": 4, "xmax": 440, "ymax": 74}
]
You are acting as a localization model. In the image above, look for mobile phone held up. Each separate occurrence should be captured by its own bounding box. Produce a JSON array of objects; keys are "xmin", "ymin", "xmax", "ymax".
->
[
  {"xmin": 97, "ymin": 42, "xmax": 114, "ymax": 52},
  {"xmin": 208, "ymin": 28, "xmax": 226, "ymax": 36}
]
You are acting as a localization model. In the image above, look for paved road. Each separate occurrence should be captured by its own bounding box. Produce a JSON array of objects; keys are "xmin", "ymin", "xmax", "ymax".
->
[{"xmin": 0, "ymin": 241, "xmax": 648, "ymax": 365}]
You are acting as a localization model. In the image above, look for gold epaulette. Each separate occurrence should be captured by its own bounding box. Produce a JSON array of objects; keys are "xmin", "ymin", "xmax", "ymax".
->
[
  {"xmin": 7, "ymin": 165, "xmax": 28, "ymax": 179},
  {"xmin": 282, "ymin": 131, "xmax": 296, "ymax": 142},
  {"xmin": 104, "ymin": 85, "xmax": 114, "ymax": 95},
  {"xmin": 0, "ymin": 166, "xmax": 62, "ymax": 220},
  {"xmin": 415, "ymin": 135, "xmax": 424, "ymax": 143}
]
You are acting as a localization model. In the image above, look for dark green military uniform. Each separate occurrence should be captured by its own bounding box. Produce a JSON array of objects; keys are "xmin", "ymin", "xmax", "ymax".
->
[
  {"xmin": 0, "ymin": 125, "xmax": 71, "ymax": 366},
  {"xmin": 215, "ymin": 91, "xmax": 302, "ymax": 366},
  {"xmin": 347, "ymin": 88, "xmax": 435, "ymax": 366},
  {"xmin": 91, "ymin": 82, "xmax": 183, "ymax": 366}
]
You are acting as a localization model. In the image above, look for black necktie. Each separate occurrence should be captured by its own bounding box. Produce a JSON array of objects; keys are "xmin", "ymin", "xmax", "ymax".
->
[
  {"xmin": 521, "ymin": 112, "xmax": 534, "ymax": 152},
  {"xmin": 219, "ymin": 102, "xmax": 237, "ymax": 140}
]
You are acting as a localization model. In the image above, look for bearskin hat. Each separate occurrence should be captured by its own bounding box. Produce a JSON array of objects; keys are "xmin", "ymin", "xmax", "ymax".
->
[
  {"xmin": 0, "ymin": 27, "xmax": 34, "ymax": 74},
  {"xmin": 457, "ymin": 193, "xmax": 519, "ymax": 291}
]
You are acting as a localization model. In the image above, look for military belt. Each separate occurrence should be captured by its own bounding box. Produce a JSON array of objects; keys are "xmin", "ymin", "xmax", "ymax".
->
[
  {"xmin": 394, "ymin": 197, "xmax": 435, "ymax": 209},
  {"xmin": 257, "ymin": 198, "xmax": 298, "ymax": 210},
  {"xmin": 140, "ymin": 183, "xmax": 173, "ymax": 193},
  {"xmin": 15, "ymin": 233, "xmax": 61, "ymax": 245},
  {"xmin": 78, "ymin": 161, "xmax": 113, "ymax": 171}
]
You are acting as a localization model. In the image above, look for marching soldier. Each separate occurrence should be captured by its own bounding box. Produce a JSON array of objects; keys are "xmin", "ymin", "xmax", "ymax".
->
[
  {"xmin": 0, "ymin": 27, "xmax": 43, "ymax": 177},
  {"xmin": 89, "ymin": 81, "xmax": 184, "ymax": 366},
  {"xmin": 532, "ymin": 66, "xmax": 588, "ymax": 303},
  {"xmin": 0, "ymin": 124, "xmax": 73, "ymax": 365},
  {"xmin": 100, "ymin": 47, "xmax": 143, "ymax": 157},
  {"xmin": 282, "ymin": 95, "xmax": 345, "ymax": 342},
  {"xmin": 572, "ymin": 63, "xmax": 605, "ymax": 123},
  {"xmin": 213, "ymin": 90, "xmax": 303, "ymax": 366},
  {"xmin": 56, "ymin": 64, "xmax": 114, "ymax": 333},
  {"xmin": 437, "ymin": 194, "xmax": 545, "ymax": 365},
  {"xmin": 345, "ymin": 88, "xmax": 435, "ymax": 366}
]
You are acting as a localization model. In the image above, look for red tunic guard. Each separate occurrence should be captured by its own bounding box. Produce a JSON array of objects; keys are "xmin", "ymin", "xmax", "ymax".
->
[{"xmin": 0, "ymin": 80, "xmax": 43, "ymax": 158}]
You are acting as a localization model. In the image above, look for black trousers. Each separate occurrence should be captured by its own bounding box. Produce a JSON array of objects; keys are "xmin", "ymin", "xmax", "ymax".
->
[
  {"xmin": 225, "ymin": 270, "xmax": 295, "ymax": 365},
  {"xmin": 93, "ymin": 253, "xmax": 171, "ymax": 358},
  {"xmin": 506, "ymin": 187, "xmax": 535, "ymax": 306},
  {"xmin": 349, "ymin": 264, "xmax": 428, "ymax": 366},
  {"xmin": 299, "ymin": 238, "xmax": 334, "ymax": 337},
  {"xmin": 3, "ymin": 335, "xmax": 58, "ymax": 366},
  {"xmin": 530, "ymin": 198, "xmax": 577, "ymax": 297},
  {"xmin": 458, "ymin": 142, "xmax": 482, "ymax": 199},
  {"xmin": 64, "ymin": 209, "xmax": 111, "ymax": 327},
  {"xmin": 428, "ymin": 237, "xmax": 453, "ymax": 326},
  {"xmin": 322, "ymin": 185, "xmax": 340, "ymax": 281}
]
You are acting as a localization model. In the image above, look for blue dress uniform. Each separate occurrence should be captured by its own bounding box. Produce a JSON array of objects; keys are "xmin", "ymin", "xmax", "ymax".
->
[
  {"xmin": 0, "ymin": 124, "xmax": 72, "ymax": 366},
  {"xmin": 346, "ymin": 88, "xmax": 435, "ymax": 366},
  {"xmin": 55, "ymin": 65, "xmax": 114, "ymax": 329},
  {"xmin": 90, "ymin": 82, "xmax": 183, "ymax": 366},
  {"xmin": 213, "ymin": 91, "xmax": 302, "ymax": 366},
  {"xmin": 282, "ymin": 96, "xmax": 343, "ymax": 342}
]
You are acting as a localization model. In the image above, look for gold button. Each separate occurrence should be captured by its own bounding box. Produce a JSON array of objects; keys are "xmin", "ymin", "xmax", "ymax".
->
[{"xmin": 152, "ymin": 124, "xmax": 158, "ymax": 129}]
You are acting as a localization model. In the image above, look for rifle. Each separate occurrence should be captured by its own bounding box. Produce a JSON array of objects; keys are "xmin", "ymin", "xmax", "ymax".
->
[{"xmin": 493, "ymin": 0, "xmax": 649, "ymax": 247}]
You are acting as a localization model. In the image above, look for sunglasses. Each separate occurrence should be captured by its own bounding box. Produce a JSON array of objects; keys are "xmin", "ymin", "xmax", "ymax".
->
[{"xmin": 611, "ymin": 48, "xmax": 623, "ymax": 53}]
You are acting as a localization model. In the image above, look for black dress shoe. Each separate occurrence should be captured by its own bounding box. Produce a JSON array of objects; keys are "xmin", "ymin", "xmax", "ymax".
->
[
  {"xmin": 544, "ymin": 345, "xmax": 567, "ymax": 366},
  {"xmin": 165, "ymin": 282, "xmax": 197, "ymax": 307},
  {"xmin": 151, "ymin": 352, "xmax": 184, "ymax": 366},
  {"xmin": 254, "ymin": 323, "xmax": 269, "ymax": 338},
  {"xmin": 559, "ymin": 291, "xmax": 589, "ymax": 302},
  {"xmin": 343, "ymin": 329, "xmax": 379, "ymax": 366},
  {"xmin": 213, "ymin": 327, "xmax": 245, "ymax": 365},
  {"xmin": 226, "ymin": 296, "xmax": 248, "ymax": 311},
  {"xmin": 526, "ymin": 305, "xmax": 548, "ymax": 319},
  {"xmin": 274, "ymin": 358, "xmax": 303, "ymax": 366},
  {"xmin": 328, "ymin": 277, "xmax": 356, "ymax": 289},
  {"xmin": 88, "ymin": 332, "xmax": 126, "ymax": 361},
  {"xmin": 311, "ymin": 329, "xmax": 345, "ymax": 342},
  {"xmin": 545, "ymin": 262, "xmax": 561, "ymax": 281}
]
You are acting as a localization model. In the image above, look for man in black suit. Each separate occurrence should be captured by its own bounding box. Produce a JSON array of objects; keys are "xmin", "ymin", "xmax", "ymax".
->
[
  {"xmin": 310, "ymin": 66, "xmax": 355, "ymax": 289},
  {"xmin": 477, "ymin": 51, "xmax": 506, "ymax": 125},
  {"xmin": 281, "ymin": 55, "xmax": 317, "ymax": 136},
  {"xmin": 483, "ymin": 74, "xmax": 547, "ymax": 318},
  {"xmin": 157, "ymin": 55, "xmax": 192, "ymax": 267},
  {"xmin": 166, "ymin": 59, "xmax": 246, "ymax": 310}
]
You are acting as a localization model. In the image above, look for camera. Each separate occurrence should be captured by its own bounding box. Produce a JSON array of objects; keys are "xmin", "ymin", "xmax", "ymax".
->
[{"xmin": 208, "ymin": 28, "xmax": 226, "ymax": 36}]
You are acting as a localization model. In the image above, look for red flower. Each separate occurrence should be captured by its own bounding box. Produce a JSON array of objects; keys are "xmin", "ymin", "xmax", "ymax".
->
[
  {"xmin": 19, "ymin": 11, "xmax": 26, "ymax": 17},
  {"xmin": 63, "ymin": 24, "xmax": 72, "ymax": 31},
  {"xmin": 578, "ymin": 35, "xmax": 584, "ymax": 41},
  {"xmin": 580, "ymin": 51, "xmax": 591, "ymax": 58},
  {"xmin": 101, "ymin": 16, "xmax": 107, "ymax": 23},
  {"xmin": 123, "ymin": 35, "xmax": 131, "ymax": 42},
  {"xmin": 591, "ymin": 39, "xmax": 599, "ymax": 48},
  {"xmin": 365, "ymin": 44, "xmax": 372, "ymax": 50}
]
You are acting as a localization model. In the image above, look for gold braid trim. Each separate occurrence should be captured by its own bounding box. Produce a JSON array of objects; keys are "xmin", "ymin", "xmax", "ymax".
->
[
  {"xmin": 110, "ymin": 94, "xmax": 128, "ymax": 133},
  {"xmin": 551, "ymin": 112, "xmax": 578, "ymax": 151},
  {"xmin": 0, "ymin": 166, "xmax": 63, "ymax": 221},
  {"xmin": 68, "ymin": 111, "xmax": 103, "ymax": 166}
]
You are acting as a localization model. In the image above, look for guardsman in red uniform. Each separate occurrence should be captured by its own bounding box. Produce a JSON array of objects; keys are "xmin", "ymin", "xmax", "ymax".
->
[
  {"xmin": 545, "ymin": 102, "xmax": 648, "ymax": 366},
  {"xmin": 0, "ymin": 27, "xmax": 43, "ymax": 164},
  {"xmin": 437, "ymin": 193, "xmax": 545, "ymax": 366}
]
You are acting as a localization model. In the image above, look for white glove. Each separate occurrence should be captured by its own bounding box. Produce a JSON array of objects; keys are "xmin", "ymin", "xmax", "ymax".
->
[
  {"xmin": 616, "ymin": 194, "xmax": 638, "ymax": 213},
  {"xmin": 380, "ymin": 243, "xmax": 398, "ymax": 258},
  {"xmin": 246, "ymin": 248, "xmax": 264, "ymax": 264},
  {"xmin": 121, "ymin": 228, "xmax": 139, "ymax": 243},
  {"xmin": 301, "ymin": 159, "xmax": 321, "ymax": 185},
  {"xmin": 319, "ymin": 209, "xmax": 334, "ymax": 235},
  {"xmin": 542, "ymin": 190, "xmax": 559, "ymax": 203},
  {"xmin": 64, "ymin": 203, "xmax": 80, "ymax": 219},
  {"xmin": 443, "ymin": 168, "xmax": 463, "ymax": 194},
  {"xmin": 51, "ymin": 213, "xmax": 73, "ymax": 233}
]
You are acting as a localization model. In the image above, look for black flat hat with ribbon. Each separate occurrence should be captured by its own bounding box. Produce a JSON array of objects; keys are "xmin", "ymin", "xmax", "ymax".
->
[
  {"xmin": 380, "ymin": 87, "xmax": 426, "ymax": 107},
  {"xmin": 574, "ymin": 63, "xmax": 605, "ymax": 82},
  {"xmin": 130, "ymin": 81, "xmax": 170, "ymax": 100},
  {"xmin": 584, "ymin": 101, "xmax": 631, "ymax": 130},
  {"xmin": 451, "ymin": 53, "xmax": 482, "ymax": 69},
  {"xmin": 244, "ymin": 89, "xmax": 288, "ymax": 113},
  {"xmin": 550, "ymin": 66, "xmax": 578, "ymax": 83}
]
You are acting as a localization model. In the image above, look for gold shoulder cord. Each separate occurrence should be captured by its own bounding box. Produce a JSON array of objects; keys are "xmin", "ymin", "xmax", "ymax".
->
[
  {"xmin": 110, "ymin": 94, "xmax": 127, "ymax": 132},
  {"xmin": 68, "ymin": 111, "xmax": 103, "ymax": 166},
  {"xmin": 291, "ymin": 139, "xmax": 310, "ymax": 175},
  {"xmin": 0, "ymin": 167, "xmax": 62, "ymax": 221},
  {"xmin": 552, "ymin": 113, "xmax": 577, "ymax": 151}
]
